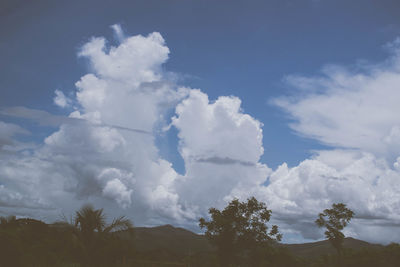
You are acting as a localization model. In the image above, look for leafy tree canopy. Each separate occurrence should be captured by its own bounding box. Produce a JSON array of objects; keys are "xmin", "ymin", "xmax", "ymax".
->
[
  {"xmin": 315, "ymin": 203, "xmax": 354, "ymax": 254},
  {"xmin": 199, "ymin": 197, "xmax": 282, "ymax": 266}
]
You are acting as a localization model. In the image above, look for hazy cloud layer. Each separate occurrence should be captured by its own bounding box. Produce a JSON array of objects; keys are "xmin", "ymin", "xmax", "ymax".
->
[
  {"xmin": 2, "ymin": 106, "xmax": 151, "ymax": 135},
  {"xmin": 0, "ymin": 121, "xmax": 29, "ymax": 150},
  {"xmin": 2, "ymin": 27, "xmax": 400, "ymax": 244}
]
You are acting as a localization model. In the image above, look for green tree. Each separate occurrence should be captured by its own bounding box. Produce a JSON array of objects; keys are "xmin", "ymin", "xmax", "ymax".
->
[
  {"xmin": 315, "ymin": 203, "xmax": 354, "ymax": 256},
  {"xmin": 199, "ymin": 197, "xmax": 282, "ymax": 267}
]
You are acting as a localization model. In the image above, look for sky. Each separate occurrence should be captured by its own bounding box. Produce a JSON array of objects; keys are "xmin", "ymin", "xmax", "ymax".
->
[{"xmin": 1, "ymin": 0, "xmax": 400, "ymax": 244}]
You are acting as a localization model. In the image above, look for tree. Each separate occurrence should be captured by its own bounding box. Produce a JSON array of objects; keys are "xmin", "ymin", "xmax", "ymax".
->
[
  {"xmin": 72, "ymin": 204, "xmax": 134, "ymax": 266},
  {"xmin": 0, "ymin": 215, "xmax": 17, "ymax": 227},
  {"xmin": 74, "ymin": 204, "xmax": 133, "ymax": 236},
  {"xmin": 199, "ymin": 197, "xmax": 282, "ymax": 267},
  {"xmin": 315, "ymin": 203, "xmax": 354, "ymax": 256}
]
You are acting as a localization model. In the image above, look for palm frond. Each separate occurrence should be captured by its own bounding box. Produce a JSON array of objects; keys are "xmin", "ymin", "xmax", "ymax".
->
[
  {"xmin": 74, "ymin": 204, "xmax": 106, "ymax": 232},
  {"xmin": 103, "ymin": 216, "xmax": 133, "ymax": 233}
]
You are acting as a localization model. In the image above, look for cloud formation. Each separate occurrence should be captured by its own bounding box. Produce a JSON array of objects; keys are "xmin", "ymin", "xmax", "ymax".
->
[
  {"xmin": 0, "ymin": 29, "xmax": 185, "ymax": 224},
  {"xmin": 0, "ymin": 121, "xmax": 29, "ymax": 150},
  {"xmin": 54, "ymin": 89, "xmax": 71, "ymax": 108},
  {"xmin": 2, "ymin": 26, "xmax": 400, "ymax": 244},
  {"xmin": 171, "ymin": 89, "xmax": 270, "ymax": 214},
  {"xmin": 1, "ymin": 27, "xmax": 264, "ymax": 228},
  {"xmin": 273, "ymin": 40, "xmax": 400, "ymax": 160},
  {"xmin": 261, "ymin": 39, "xmax": 400, "ymax": 243}
]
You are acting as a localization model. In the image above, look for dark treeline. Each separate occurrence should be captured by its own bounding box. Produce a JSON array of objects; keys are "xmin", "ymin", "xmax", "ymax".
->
[
  {"xmin": 0, "ymin": 205, "xmax": 135, "ymax": 267},
  {"xmin": 1, "ymin": 199, "xmax": 400, "ymax": 267}
]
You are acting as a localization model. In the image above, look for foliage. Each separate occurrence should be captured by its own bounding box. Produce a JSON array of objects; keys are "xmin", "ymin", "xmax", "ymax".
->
[
  {"xmin": 72, "ymin": 204, "xmax": 134, "ymax": 266},
  {"xmin": 0, "ymin": 217, "xmax": 80, "ymax": 266},
  {"xmin": 0, "ymin": 205, "xmax": 134, "ymax": 267},
  {"xmin": 2, "ymin": 201, "xmax": 400, "ymax": 267},
  {"xmin": 315, "ymin": 203, "xmax": 354, "ymax": 255},
  {"xmin": 199, "ymin": 197, "xmax": 282, "ymax": 266}
]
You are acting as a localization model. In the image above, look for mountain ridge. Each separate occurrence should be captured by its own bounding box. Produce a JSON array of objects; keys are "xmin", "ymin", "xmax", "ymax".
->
[{"xmin": 131, "ymin": 224, "xmax": 383, "ymax": 259}]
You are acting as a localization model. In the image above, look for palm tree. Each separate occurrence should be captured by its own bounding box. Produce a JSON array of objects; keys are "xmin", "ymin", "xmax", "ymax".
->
[
  {"xmin": 74, "ymin": 204, "xmax": 132, "ymax": 235},
  {"xmin": 72, "ymin": 204, "xmax": 134, "ymax": 266}
]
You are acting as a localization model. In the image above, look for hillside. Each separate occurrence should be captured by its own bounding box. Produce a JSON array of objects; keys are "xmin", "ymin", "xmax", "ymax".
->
[
  {"xmin": 1, "ymin": 218, "xmax": 395, "ymax": 266},
  {"xmin": 282, "ymin": 237, "xmax": 383, "ymax": 258},
  {"xmin": 132, "ymin": 224, "xmax": 382, "ymax": 259},
  {"xmin": 134, "ymin": 224, "xmax": 213, "ymax": 254}
]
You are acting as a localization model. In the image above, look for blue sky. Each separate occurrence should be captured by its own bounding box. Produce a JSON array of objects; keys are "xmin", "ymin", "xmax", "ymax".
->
[
  {"xmin": 3, "ymin": 0, "xmax": 399, "ymax": 168},
  {"xmin": 1, "ymin": 0, "xmax": 400, "ymax": 244}
]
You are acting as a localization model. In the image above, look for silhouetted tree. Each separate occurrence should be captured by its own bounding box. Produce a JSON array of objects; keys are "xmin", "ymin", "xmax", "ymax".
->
[
  {"xmin": 73, "ymin": 204, "xmax": 134, "ymax": 266},
  {"xmin": 0, "ymin": 215, "xmax": 17, "ymax": 227},
  {"xmin": 0, "ymin": 209, "xmax": 135, "ymax": 266},
  {"xmin": 315, "ymin": 203, "xmax": 354, "ymax": 257},
  {"xmin": 199, "ymin": 197, "xmax": 282, "ymax": 267}
]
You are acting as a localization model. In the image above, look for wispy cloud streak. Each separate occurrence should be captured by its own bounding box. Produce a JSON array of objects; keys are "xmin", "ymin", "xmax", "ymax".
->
[{"xmin": 1, "ymin": 106, "xmax": 151, "ymax": 135}]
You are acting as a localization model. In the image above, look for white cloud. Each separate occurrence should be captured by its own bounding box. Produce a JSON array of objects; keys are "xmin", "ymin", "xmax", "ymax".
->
[
  {"xmin": 44, "ymin": 123, "xmax": 126, "ymax": 153},
  {"xmin": 253, "ymin": 149, "xmax": 400, "ymax": 244},
  {"xmin": 78, "ymin": 31, "xmax": 169, "ymax": 86},
  {"xmin": 0, "ymin": 26, "xmax": 186, "ymax": 225},
  {"xmin": 273, "ymin": 40, "xmax": 400, "ymax": 160},
  {"xmin": 0, "ymin": 26, "xmax": 270, "ymax": 230},
  {"xmin": 110, "ymin": 24, "xmax": 125, "ymax": 43},
  {"xmin": 2, "ymin": 25, "xmax": 400, "ymax": 245},
  {"xmin": 53, "ymin": 89, "xmax": 71, "ymax": 108},
  {"xmin": 102, "ymin": 178, "xmax": 132, "ymax": 209},
  {"xmin": 172, "ymin": 89, "xmax": 271, "ymax": 214},
  {"xmin": 172, "ymin": 89, "xmax": 264, "ymax": 163},
  {"xmin": 262, "ymin": 38, "xmax": 400, "ymax": 244}
]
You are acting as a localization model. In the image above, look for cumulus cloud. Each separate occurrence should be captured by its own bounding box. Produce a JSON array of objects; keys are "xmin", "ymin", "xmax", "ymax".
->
[
  {"xmin": 0, "ymin": 25, "xmax": 271, "ymax": 231},
  {"xmin": 78, "ymin": 31, "xmax": 169, "ymax": 87},
  {"xmin": 102, "ymin": 178, "xmax": 132, "ymax": 209},
  {"xmin": 255, "ymin": 150, "xmax": 400, "ymax": 243},
  {"xmin": 171, "ymin": 89, "xmax": 271, "ymax": 215},
  {"xmin": 260, "ymin": 38, "xmax": 400, "ymax": 244},
  {"xmin": 0, "ymin": 27, "xmax": 187, "ymax": 224},
  {"xmin": 2, "ymin": 25, "xmax": 400, "ymax": 245},
  {"xmin": 172, "ymin": 90, "xmax": 264, "ymax": 163}
]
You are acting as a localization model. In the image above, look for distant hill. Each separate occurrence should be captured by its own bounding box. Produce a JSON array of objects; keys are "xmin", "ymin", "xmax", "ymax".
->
[
  {"xmin": 131, "ymin": 224, "xmax": 383, "ymax": 259},
  {"xmin": 122, "ymin": 224, "xmax": 214, "ymax": 264},
  {"xmin": 133, "ymin": 224, "xmax": 213, "ymax": 255},
  {"xmin": 281, "ymin": 237, "xmax": 383, "ymax": 258}
]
